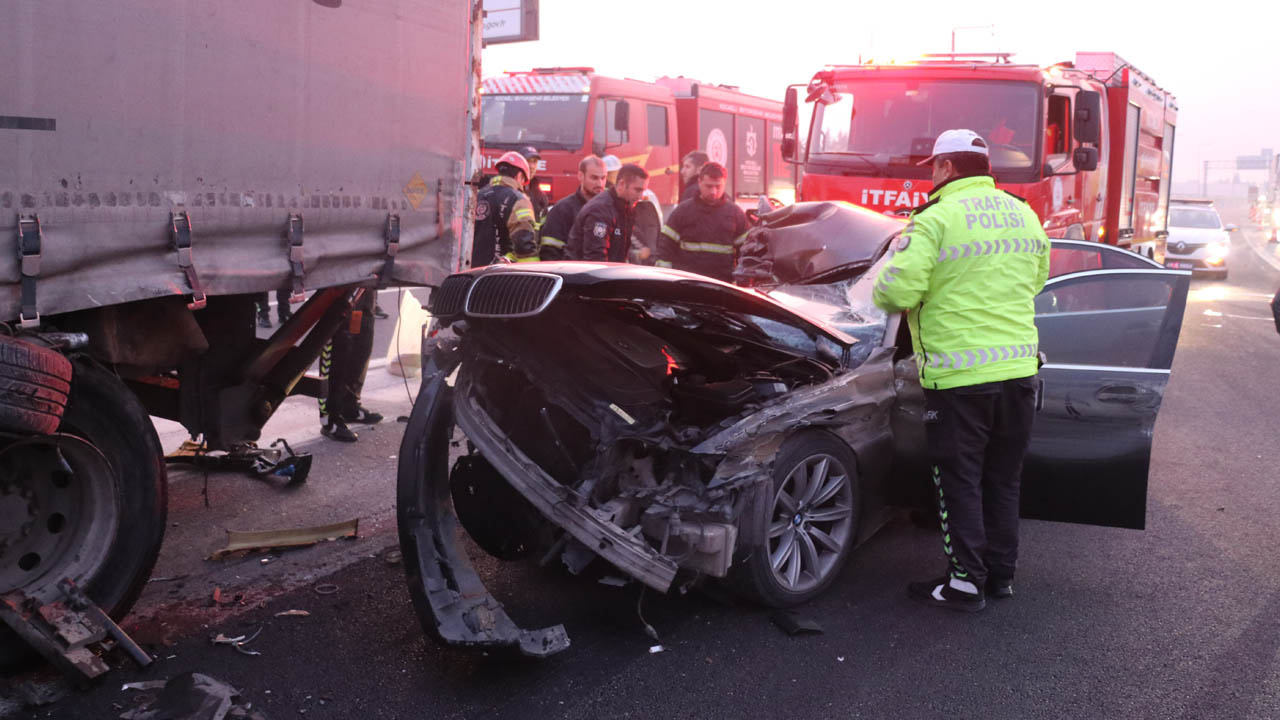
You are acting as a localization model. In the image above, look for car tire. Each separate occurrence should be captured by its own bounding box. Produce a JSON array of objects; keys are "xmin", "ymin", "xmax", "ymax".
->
[
  {"xmin": 727, "ymin": 430, "xmax": 860, "ymax": 607},
  {"xmin": 0, "ymin": 359, "xmax": 167, "ymax": 673},
  {"xmin": 0, "ymin": 335, "xmax": 72, "ymax": 436}
]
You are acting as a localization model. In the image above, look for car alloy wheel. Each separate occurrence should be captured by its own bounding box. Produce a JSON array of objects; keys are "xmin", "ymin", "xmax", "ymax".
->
[{"xmin": 766, "ymin": 452, "xmax": 855, "ymax": 595}]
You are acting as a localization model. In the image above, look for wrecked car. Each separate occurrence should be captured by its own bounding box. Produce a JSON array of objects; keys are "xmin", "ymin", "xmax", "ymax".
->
[{"xmin": 396, "ymin": 201, "xmax": 1191, "ymax": 657}]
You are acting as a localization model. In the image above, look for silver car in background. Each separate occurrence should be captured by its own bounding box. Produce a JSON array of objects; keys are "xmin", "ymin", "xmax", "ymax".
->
[{"xmin": 1164, "ymin": 198, "xmax": 1235, "ymax": 280}]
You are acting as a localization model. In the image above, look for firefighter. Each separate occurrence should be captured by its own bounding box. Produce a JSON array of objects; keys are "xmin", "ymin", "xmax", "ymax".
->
[
  {"xmin": 871, "ymin": 129, "xmax": 1050, "ymax": 612},
  {"xmin": 319, "ymin": 287, "xmax": 383, "ymax": 442},
  {"xmin": 679, "ymin": 150, "xmax": 710, "ymax": 203},
  {"xmin": 655, "ymin": 162, "xmax": 748, "ymax": 282},
  {"xmin": 518, "ymin": 145, "xmax": 550, "ymax": 220},
  {"xmin": 539, "ymin": 155, "xmax": 607, "ymax": 260},
  {"xmin": 602, "ymin": 154, "xmax": 622, "ymax": 187},
  {"xmin": 567, "ymin": 163, "xmax": 649, "ymax": 262},
  {"xmin": 473, "ymin": 151, "xmax": 538, "ymax": 266},
  {"xmin": 254, "ymin": 288, "xmax": 292, "ymax": 328}
]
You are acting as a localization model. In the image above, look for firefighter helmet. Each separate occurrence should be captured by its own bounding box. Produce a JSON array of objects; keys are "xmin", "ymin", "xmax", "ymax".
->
[{"xmin": 495, "ymin": 151, "xmax": 531, "ymax": 184}]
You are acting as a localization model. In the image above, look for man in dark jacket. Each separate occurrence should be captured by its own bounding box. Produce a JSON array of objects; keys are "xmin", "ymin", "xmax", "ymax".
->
[
  {"xmin": 518, "ymin": 145, "xmax": 550, "ymax": 221},
  {"xmin": 567, "ymin": 163, "xmax": 649, "ymax": 262},
  {"xmin": 656, "ymin": 162, "xmax": 748, "ymax": 282},
  {"xmin": 539, "ymin": 155, "xmax": 607, "ymax": 260},
  {"xmin": 679, "ymin": 150, "xmax": 710, "ymax": 203}
]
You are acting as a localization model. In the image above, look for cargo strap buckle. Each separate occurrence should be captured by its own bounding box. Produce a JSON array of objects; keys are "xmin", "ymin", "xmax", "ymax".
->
[
  {"xmin": 379, "ymin": 213, "xmax": 400, "ymax": 288},
  {"xmin": 170, "ymin": 211, "xmax": 207, "ymax": 311},
  {"xmin": 16, "ymin": 214, "xmax": 42, "ymax": 328},
  {"xmin": 287, "ymin": 213, "xmax": 306, "ymax": 303}
]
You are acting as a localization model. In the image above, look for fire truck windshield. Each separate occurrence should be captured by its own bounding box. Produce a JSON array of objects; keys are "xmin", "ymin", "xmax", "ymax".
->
[
  {"xmin": 481, "ymin": 94, "xmax": 590, "ymax": 150},
  {"xmin": 808, "ymin": 80, "xmax": 1040, "ymax": 179}
]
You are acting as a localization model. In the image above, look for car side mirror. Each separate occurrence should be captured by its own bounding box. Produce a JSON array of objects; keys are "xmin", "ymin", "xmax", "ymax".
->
[
  {"xmin": 782, "ymin": 87, "xmax": 799, "ymax": 163},
  {"xmin": 613, "ymin": 100, "xmax": 630, "ymax": 134},
  {"xmin": 1225, "ymin": 223, "xmax": 1238, "ymax": 232},
  {"xmin": 1073, "ymin": 146, "xmax": 1099, "ymax": 172},
  {"xmin": 1074, "ymin": 91, "xmax": 1102, "ymax": 145}
]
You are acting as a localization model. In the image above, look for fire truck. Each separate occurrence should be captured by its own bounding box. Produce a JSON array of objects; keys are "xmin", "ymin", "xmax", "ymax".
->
[
  {"xmin": 480, "ymin": 68, "xmax": 797, "ymax": 209},
  {"xmin": 781, "ymin": 52, "xmax": 1178, "ymax": 258}
]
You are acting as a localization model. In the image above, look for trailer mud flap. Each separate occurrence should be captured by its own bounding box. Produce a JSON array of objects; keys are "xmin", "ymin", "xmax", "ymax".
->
[{"xmin": 395, "ymin": 366, "xmax": 569, "ymax": 658}]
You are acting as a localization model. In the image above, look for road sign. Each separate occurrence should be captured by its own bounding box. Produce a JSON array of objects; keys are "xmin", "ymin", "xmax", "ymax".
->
[
  {"xmin": 1238, "ymin": 155, "xmax": 1269, "ymax": 170},
  {"xmin": 483, "ymin": 0, "xmax": 539, "ymax": 45}
]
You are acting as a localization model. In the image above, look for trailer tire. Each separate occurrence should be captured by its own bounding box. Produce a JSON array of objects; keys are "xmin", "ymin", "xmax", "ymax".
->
[
  {"xmin": 0, "ymin": 335, "xmax": 72, "ymax": 436},
  {"xmin": 0, "ymin": 359, "xmax": 167, "ymax": 674}
]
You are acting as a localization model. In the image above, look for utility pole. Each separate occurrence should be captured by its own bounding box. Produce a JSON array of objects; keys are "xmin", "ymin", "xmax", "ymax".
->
[{"xmin": 1202, "ymin": 159, "xmax": 1236, "ymax": 198}]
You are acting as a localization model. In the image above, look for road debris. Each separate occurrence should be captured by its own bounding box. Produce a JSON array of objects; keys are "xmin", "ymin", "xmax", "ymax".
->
[
  {"xmin": 598, "ymin": 576, "xmax": 629, "ymax": 587},
  {"xmin": 383, "ymin": 548, "xmax": 403, "ymax": 565},
  {"xmin": 273, "ymin": 610, "xmax": 310, "ymax": 618},
  {"xmin": 313, "ymin": 584, "xmax": 340, "ymax": 596},
  {"xmin": 209, "ymin": 518, "xmax": 360, "ymax": 559},
  {"xmin": 769, "ymin": 610, "xmax": 825, "ymax": 636},
  {"xmin": 648, "ymin": 645, "xmax": 665, "ymax": 654},
  {"xmin": 122, "ymin": 682, "xmax": 167, "ymax": 692},
  {"xmin": 146, "ymin": 575, "xmax": 189, "ymax": 584},
  {"xmin": 119, "ymin": 672, "xmax": 267, "ymax": 720},
  {"xmin": 211, "ymin": 627, "xmax": 264, "ymax": 657}
]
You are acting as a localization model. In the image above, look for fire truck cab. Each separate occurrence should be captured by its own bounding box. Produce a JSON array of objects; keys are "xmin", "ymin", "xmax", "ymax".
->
[
  {"xmin": 782, "ymin": 52, "xmax": 1177, "ymax": 259},
  {"xmin": 481, "ymin": 68, "xmax": 794, "ymax": 209}
]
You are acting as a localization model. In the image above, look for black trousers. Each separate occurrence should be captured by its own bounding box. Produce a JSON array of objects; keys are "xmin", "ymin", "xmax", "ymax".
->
[
  {"xmin": 254, "ymin": 288, "xmax": 292, "ymax": 322},
  {"xmin": 319, "ymin": 289, "xmax": 376, "ymax": 421},
  {"xmin": 923, "ymin": 376, "xmax": 1037, "ymax": 589}
]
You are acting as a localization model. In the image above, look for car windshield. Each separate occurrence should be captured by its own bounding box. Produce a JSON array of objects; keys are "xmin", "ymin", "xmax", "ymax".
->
[
  {"xmin": 1168, "ymin": 207, "xmax": 1222, "ymax": 229},
  {"xmin": 481, "ymin": 94, "xmax": 589, "ymax": 150},
  {"xmin": 809, "ymin": 79, "xmax": 1039, "ymax": 176}
]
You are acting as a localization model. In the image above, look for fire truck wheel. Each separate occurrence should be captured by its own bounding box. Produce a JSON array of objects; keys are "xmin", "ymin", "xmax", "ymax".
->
[
  {"xmin": 0, "ymin": 335, "xmax": 72, "ymax": 436},
  {"xmin": 0, "ymin": 359, "xmax": 167, "ymax": 673}
]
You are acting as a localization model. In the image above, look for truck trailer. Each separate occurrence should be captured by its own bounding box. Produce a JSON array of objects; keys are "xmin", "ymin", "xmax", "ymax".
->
[
  {"xmin": 0, "ymin": 0, "xmax": 479, "ymax": 667},
  {"xmin": 781, "ymin": 52, "xmax": 1177, "ymax": 258}
]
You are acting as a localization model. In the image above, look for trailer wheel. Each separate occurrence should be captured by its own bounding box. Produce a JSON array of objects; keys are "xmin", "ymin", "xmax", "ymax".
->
[
  {"xmin": 0, "ymin": 335, "xmax": 72, "ymax": 436},
  {"xmin": 0, "ymin": 360, "xmax": 167, "ymax": 672}
]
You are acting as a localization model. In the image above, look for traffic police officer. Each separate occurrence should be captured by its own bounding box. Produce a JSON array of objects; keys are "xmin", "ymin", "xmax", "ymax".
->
[
  {"xmin": 656, "ymin": 162, "xmax": 748, "ymax": 281},
  {"xmin": 473, "ymin": 151, "xmax": 538, "ymax": 266},
  {"xmin": 539, "ymin": 155, "xmax": 607, "ymax": 260},
  {"xmin": 872, "ymin": 129, "xmax": 1050, "ymax": 612},
  {"xmin": 567, "ymin": 163, "xmax": 649, "ymax": 262}
]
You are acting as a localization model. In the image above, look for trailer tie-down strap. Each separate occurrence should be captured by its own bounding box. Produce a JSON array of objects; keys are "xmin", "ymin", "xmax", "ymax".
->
[
  {"xmin": 16, "ymin": 214, "xmax": 42, "ymax": 328},
  {"xmin": 170, "ymin": 211, "xmax": 207, "ymax": 311},
  {"xmin": 287, "ymin": 213, "xmax": 305, "ymax": 303},
  {"xmin": 380, "ymin": 213, "xmax": 400, "ymax": 287}
]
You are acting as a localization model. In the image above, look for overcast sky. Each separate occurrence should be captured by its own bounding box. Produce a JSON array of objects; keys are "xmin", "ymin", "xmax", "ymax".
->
[{"xmin": 485, "ymin": 0, "xmax": 1278, "ymax": 184}]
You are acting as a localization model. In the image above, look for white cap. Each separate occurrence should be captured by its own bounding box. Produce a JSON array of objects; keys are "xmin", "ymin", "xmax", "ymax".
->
[
  {"xmin": 602, "ymin": 154, "xmax": 622, "ymax": 172},
  {"xmin": 917, "ymin": 129, "xmax": 989, "ymax": 166}
]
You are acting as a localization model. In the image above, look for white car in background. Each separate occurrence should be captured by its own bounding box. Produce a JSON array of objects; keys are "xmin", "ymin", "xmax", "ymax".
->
[{"xmin": 1164, "ymin": 198, "xmax": 1235, "ymax": 280}]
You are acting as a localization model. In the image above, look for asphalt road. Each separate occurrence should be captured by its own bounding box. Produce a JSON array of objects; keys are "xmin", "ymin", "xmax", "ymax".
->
[{"xmin": 8, "ymin": 227, "xmax": 1280, "ymax": 720}]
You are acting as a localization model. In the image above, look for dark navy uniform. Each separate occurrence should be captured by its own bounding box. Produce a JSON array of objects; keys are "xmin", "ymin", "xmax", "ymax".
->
[
  {"xmin": 538, "ymin": 189, "xmax": 590, "ymax": 261},
  {"xmin": 567, "ymin": 187, "xmax": 636, "ymax": 262},
  {"xmin": 473, "ymin": 175, "xmax": 538, "ymax": 267},
  {"xmin": 656, "ymin": 194, "xmax": 749, "ymax": 281}
]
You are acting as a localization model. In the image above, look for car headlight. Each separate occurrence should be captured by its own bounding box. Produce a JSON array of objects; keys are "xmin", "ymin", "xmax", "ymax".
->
[{"xmin": 1208, "ymin": 241, "xmax": 1228, "ymax": 259}]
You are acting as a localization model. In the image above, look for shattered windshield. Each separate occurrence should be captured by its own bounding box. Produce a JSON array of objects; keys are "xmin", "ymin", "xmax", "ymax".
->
[
  {"xmin": 768, "ymin": 258, "xmax": 889, "ymax": 367},
  {"xmin": 809, "ymin": 80, "xmax": 1039, "ymax": 177},
  {"xmin": 481, "ymin": 94, "xmax": 590, "ymax": 150}
]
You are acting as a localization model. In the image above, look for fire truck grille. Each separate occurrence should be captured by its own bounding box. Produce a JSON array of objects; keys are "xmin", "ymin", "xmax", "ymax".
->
[
  {"xmin": 430, "ymin": 275, "xmax": 473, "ymax": 317},
  {"xmin": 465, "ymin": 273, "xmax": 563, "ymax": 318}
]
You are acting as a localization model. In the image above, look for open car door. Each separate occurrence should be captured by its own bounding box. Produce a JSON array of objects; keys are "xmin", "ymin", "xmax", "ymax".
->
[{"xmin": 1021, "ymin": 250, "xmax": 1191, "ymax": 530}]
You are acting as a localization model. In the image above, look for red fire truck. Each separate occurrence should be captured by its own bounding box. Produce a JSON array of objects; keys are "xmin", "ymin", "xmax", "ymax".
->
[
  {"xmin": 781, "ymin": 52, "xmax": 1178, "ymax": 258},
  {"xmin": 480, "ymin": 68, "xmax": 796, "ymax": 208}
]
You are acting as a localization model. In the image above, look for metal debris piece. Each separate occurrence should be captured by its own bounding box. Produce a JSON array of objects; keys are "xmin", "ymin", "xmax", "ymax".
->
[
  {"xmin": 648, "ymin": 645, "xmax": 664, "ymax": 654},
  {"xmin": 147, "ymin": 575, "xmax": 189, "ymax": 584},
  {"xmin": 209, "ymin": 518, "xmax": 359, "ymax": 559},
  {"xmin": 122, "ymin": 681, "xmax": 167, "ymax": 692},
  {"xmin": 313, "ymin": 583, "xmax": 339, "ymax": 596},
  {"xmin": 210, "ymin": 626, "xmax": 263, "ymax": 657},
  {"xmin": 273, "ymin": 610, "xmax": 310, "ymax": 618},
  {"xmin": 769, "ymin": 609, "xmax": 825, "ymax": 636},
  {"xmin": 0, "ymin": 579, "xmax": 152, "ymax": 682},
  {"xmin": 598, "ymin": 576, "xmax": 629, "ymax": 587},
  {"xmin": 118, "ymin": 672, "xmax": 267, "ymax": 720}
]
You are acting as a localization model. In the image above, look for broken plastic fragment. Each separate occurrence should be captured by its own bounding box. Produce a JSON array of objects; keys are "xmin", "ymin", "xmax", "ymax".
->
[
  {"xmin": 648, "ymin": 645, "xmax": 664, "ymax": 654},
  {"xmin": 209, "ymin": 518, "xmax": 360, "ymax": 559},
  {"xmin": 274, "ymin": 609, "xmax": 310, "ymax": 617}
]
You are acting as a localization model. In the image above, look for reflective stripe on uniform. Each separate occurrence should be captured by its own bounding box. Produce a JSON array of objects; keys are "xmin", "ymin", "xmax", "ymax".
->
[
  {"xmin": 679, "ymin": 241, "xmax": 733, "ymax": 255},
  {"xmin": 924, "ymin": 343, "xmax": 1038, "ymax": 370},
  {"xmin": 655, "ymin": 260, "xmax": 673, "ymax": 268},
  {"xmin": 513, "ymin": 208, "xmax": 536, "ymax": 222},
  {"xmin": 540, "ymin": 236, "xmax": 566, "ymax": 248},
  {"xmin": 938, "ymin": 237, "xmax": 1047, "ymax": 263},
  {"xmin": 661, "ymin": 224, "xmax": 681, "ymax": 242},
  {"xmin": 733, "ymin": 232, "xmax": 749, "ymax": 247},
  {"xmin": 873, "ymin": 265, "xmax": 903, "ymax": 297}
]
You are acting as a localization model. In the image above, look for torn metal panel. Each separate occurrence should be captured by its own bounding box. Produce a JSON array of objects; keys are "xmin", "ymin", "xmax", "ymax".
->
[
  {"xmin": 396, "ymin": 363, "xmax": 569, "ymax": 657},
  {"xmin": 209, "ymin": 518, "xmax": 359, "ymax": 559}
]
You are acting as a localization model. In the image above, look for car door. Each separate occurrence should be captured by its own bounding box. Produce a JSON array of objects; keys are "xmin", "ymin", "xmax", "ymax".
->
[{"xmin": 1021, "ymin": 256, "xmax": 1191, "ymax": 530}]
